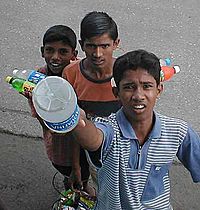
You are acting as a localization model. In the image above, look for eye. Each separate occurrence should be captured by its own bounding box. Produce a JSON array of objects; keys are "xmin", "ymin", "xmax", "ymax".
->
[
  {"xmin": 143, "ymin": 83, "xmax": 153, "ymax": 89},
  {"xmin": 59, "ymin": 49, "xmax": 69, "ymax": 55},
  {"xmin": 123, "ymin": 84, "xmax": 135, "ymax": 90},
  {"xmin": 44, "ymin": 47, "xmax": 54, "ymax": 53},
  {"xmin": 101, "ymin": 44, "xmax": 110, "ymax": 49},
  {"xmin": 85, "ymin": 44, "xmax": 96, "ymax": 49}
]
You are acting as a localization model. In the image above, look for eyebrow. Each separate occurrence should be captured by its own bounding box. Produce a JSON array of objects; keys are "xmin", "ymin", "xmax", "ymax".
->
[
  {"xmin": 85, "ymin": 43, "xmax": 110, "ymax": 47},
  {"xmin": 122, "ymin": 81, "xmax": 154, "ymax": 86}
]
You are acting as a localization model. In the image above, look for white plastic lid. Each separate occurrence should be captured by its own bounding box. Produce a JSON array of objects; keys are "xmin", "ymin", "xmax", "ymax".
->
[
  {"xmin": 173, "ymin": 65, "xmax": 181, "ymax": 74},
  {"xmin": 32, "ymin": 76, "xmax": 77, "ymax": 123}
]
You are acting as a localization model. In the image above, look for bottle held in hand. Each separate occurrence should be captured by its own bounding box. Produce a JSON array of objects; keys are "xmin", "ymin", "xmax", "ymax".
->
[
  {"xmin": 32, "ymin": 76, "xmax": 80, "ymax": 133},
  {"xmin": 13, "ymin": 69, "xmax": 46, "ymax": 84},
  {"xmin": 5, "ymin": 76, "xmax": 36, "ymax": 93}
]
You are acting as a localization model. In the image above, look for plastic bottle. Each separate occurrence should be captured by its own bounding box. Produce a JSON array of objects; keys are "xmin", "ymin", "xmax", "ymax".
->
[
  {"xmin": 159, "ymin": 58, "xmax": 171, "ymax": 67},
  {"xmin": 32, "ymin": 76, "xmax": 80, "ymax": 133},
  {"xmin": 5, "ymin": 76, "xmax": 36, "ymax": 93},
  {"xmin": 13, "ymin": 69, "xmax": 46, "ymax": 84},
  {"xmin": 160, "ymin": 65, "xmax": 180, "ymax": 82}
]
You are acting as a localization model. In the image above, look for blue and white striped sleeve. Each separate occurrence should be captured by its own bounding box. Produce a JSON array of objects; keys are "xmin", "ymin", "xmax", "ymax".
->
[
  {"xmin": 87, "ymin": 121, "xmax": 114, "ymax": 169},
  {"xmin": 177, "ymin": 125, "xmax": 200, "ymax": 182}
]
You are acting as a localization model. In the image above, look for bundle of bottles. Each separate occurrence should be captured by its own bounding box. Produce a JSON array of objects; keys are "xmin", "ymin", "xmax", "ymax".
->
[
  {"xmin": 52, "ymin": 189, "xmax": 96, "ymax": 210},
  {"xmin": 5, "ymin": 58, "xmax": 180, "ymax": 94}
]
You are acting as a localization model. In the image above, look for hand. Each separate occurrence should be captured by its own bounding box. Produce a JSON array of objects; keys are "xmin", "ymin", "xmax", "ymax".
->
[
  {"xmin": 68, "ymin": 168, "xmax": 83, "ymax": 191},
  {"xmin": 77, "ymin": 108, "xmax": 87, "ymax": 128},
  {"xmin": 20, "ymin": 90, "xmax": 32, "ymax": 99}
]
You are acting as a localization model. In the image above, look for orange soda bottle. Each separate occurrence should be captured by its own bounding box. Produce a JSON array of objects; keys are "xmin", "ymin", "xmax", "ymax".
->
[{"xmin": 160, "ymin": 65, "xmax": 180, "ymax": 82}]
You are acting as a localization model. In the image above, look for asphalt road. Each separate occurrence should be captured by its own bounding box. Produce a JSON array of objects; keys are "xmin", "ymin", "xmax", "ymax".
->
[{"xmin": 1, "ymin": 0, "xmax": 200, "ymax": 209}]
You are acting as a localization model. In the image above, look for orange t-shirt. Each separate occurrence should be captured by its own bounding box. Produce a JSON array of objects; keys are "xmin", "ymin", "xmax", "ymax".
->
[{"xmin": 62, "ymin": 59, "xmax": 121, "ymax": 118}]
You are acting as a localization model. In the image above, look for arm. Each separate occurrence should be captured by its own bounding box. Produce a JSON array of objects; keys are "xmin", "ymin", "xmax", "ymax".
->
[
  {"xmin": 177, "ymin": 126, "xmax": 200, "ymax": 182},
  {"xmin": 72, "ymin": 109, "xmax": 104, "ymax": 152},
  {"xmin": 68, "ymin": 140, "xmax": 82, "ymax": 190}
]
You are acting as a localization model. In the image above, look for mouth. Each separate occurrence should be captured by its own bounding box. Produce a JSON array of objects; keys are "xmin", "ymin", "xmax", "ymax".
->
[
  {"xmin": 49, "ymin": 62, "xmax": 65, "ymax": 71},
  {"xmin": 132, "ymin": 104, "xmax": 145, "ymax": 110},
  {"xmin": 50, "ymin": 63, "xmax": 62, "ymax": 68},
  {"xmin": 91, "ymin": 58, "xmax": 104, "ymax": 66}
]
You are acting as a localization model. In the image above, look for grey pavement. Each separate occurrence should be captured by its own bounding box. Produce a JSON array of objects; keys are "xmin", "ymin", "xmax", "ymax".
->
[{"xmin": 0, "ymin": 0, "xmax": 200, "ymax": 209}]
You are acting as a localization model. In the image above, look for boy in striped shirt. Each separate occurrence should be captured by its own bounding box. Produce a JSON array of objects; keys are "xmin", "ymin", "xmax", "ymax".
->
[{"xmin": 71, "ymin": 49, "xmax": 200, "ymax": 209}]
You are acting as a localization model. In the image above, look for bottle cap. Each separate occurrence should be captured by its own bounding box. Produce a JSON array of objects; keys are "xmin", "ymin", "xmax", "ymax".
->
[
  {"xmin": 173, "ymin": 65, "xmax": 181, "ymax": 74},
  {"xmin": 32, "ymin": 76, "xmax": 80, "ymax": 133},
  {"xmin": 12, "ymin": 69, "xmax": 19, "ymax": 75},
  {"xmin": 165, "ymin": 58, "xmax": 171, "ymax": 66},
  {"xmin": 5, "ymin": 76, "xmax": 12, "ymax": 83}
]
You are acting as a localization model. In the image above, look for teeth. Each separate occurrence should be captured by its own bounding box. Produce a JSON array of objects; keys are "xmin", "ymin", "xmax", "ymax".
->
[
  {"xmin": 51, "ymin": 63, "xmax": 59, "ymax": 67},
  {"xmin": 134, "ymin": 105, "xmax": 144, "ymax": 109}
]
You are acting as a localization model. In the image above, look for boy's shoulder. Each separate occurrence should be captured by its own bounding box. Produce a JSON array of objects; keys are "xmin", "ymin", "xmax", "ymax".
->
[
  {"xmin": 62, "ymin": 59, "xmax": 82, "ymax": 77},
  {"xmin": 157, "ymin": 113, "xmax": 188, "ymax": 133},
  {"xmin": 64, "ymin": 59, "xmax": 81, "ymax": 70},
  {"xmin": 158, "ymin": 113, "xmax": 187, "ymax": 124},
  {"xmin": 94, "ymin": 113, "xmax": 118, "ymax": 126}
]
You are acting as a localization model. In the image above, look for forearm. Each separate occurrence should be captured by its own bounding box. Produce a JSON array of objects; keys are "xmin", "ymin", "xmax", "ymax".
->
[
  {"xmin": 72, "ymin": 111, "xmax": 103, "ymax": 151},
  {"xmin": 71, "ymin": 140, "xmax": 81, "ymax": 169}
]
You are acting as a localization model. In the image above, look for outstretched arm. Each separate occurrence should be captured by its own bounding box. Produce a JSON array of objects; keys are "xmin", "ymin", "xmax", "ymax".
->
[{"xmin": 72, "ymin": 109, "xmax": 104, "ymax": 152}]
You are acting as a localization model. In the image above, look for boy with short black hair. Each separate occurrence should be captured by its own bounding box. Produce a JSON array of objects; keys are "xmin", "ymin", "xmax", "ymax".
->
[
  {"xmin": 29, "ymin": 25, "xmax": 93, "ymax": 194},
  {"xmin": 62, "ymin": 11, "xmax": 121, "ymax": 189},
  {"xmin": 70, "ymin": 49, "xmax": 200, "ymax": 209}
]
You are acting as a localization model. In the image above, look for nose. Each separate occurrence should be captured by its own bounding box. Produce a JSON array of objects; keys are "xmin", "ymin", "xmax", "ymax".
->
[
  {"xmin": 92, "ymin": 46, "xmax": 103, "ymax": 58},
  {"xmin": 131, "ymin": 87, "xmax": 145, "ymax": 101},
  {"xmin": 52, "ymin": 51, "xmax": 60, "ymax": 60}
]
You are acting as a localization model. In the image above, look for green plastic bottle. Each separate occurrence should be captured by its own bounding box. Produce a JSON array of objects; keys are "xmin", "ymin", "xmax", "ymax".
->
[{"xmin": 5, "ymin": 76, "xmax": 36, "ymax": 93}]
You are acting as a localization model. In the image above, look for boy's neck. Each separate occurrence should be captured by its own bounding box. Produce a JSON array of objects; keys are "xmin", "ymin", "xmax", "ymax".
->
[
  {"xmin": 83, "ymin": 58, "xmax": 115, "ymax": 80},
  {"xmin": 46, "ymin": 67, "xmax": 62, "ymax": 77},
  {"xmin": 129, "ymin": 113, "xmax": 155, "ymax": 145}
]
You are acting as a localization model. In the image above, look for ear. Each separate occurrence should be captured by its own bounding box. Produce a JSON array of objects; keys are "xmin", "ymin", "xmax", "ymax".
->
[
  {"xmin": 41, "ymin": 46, "xmax": 44, "ymax": 57},
  {"xmin": 113, "ymin": 38, "xmax": 120, "ymax": 50},
  {"xmin": 71, "ymin": 50, "xmax": 78, "ymax": 61},
  {"xmin": 112, "ymin": 87, "xmax": 120, "ymax": 99},
  {"xmin": 157, "ymin": 83, "xmax": 163, "ymax": 98},
  {"xmin": 79, "ymin": 40, "xmax": 84, "ymax": 51}
]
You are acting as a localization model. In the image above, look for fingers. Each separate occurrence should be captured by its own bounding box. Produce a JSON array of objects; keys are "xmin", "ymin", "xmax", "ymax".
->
[{"xmin": 20, "ymin": 90, "xmax": 32, "ymax": 99}]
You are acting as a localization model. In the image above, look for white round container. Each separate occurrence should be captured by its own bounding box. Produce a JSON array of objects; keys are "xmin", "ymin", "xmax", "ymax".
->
[{"xmin": 32, "ymin": 76, "xmax": 80, "ymax": 133}]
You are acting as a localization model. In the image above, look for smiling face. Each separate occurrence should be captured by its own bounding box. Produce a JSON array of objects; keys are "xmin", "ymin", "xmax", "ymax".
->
[
  {"xmin": 80, "ymin": 33, "xmax": 119, "ymax": 70},
  {"xmin": 41, "ymin": 40, "xmax": 76, "ymax": 76},
  {"xmin": 114, "ymin": 68, "xmax": 163, "ymax": 122}
]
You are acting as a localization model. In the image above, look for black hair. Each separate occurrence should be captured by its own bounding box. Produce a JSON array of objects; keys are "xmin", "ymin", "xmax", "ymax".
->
[
  {"xmin": 43, "ymin": 25, "xmax": 77, "ymax": 49},
  {"xmin": 80, "ymin": 11, "xmax": 118, "ymax": 42},
  {"xmin": 113, "ymin": 49, "xmax": 161, "ymax": 87}
]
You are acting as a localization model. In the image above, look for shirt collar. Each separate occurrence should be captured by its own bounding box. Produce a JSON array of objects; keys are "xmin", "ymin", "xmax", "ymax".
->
[{"xmin": 116, "ymin": 108, "xmax": 161, "ymax": 139}]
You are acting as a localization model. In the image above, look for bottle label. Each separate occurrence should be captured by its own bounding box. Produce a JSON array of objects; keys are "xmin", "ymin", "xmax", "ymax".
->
[
  {"xmin": 28, "ymin": 71, "xmax": 46, "ymax": 84},
  {"xmin": 44, "ymin": 105, "xmax": 80, "ymax": 133},
  {"xmin": 23, "ymin": 81, "xmax": 36, "ymax": 92}
]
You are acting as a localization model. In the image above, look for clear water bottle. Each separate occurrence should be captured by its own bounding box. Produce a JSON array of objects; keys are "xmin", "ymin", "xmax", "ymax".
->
[
  {"xmin": 5, "ymin": 76, "xmax": 36, "ymax": 93},
  {"xmin": 13, "ymin": 69, "xmax": 46, "ymax": 84},
  {"xmin": 32, "ymin": 76, "xmax": 80, "ymax": 133},
  {"xmin": 159, "ymin": 58, "xmax": 171, "ymax": 67}
]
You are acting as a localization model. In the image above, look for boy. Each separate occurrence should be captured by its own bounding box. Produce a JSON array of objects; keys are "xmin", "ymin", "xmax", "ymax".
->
[
  {"xmin": 70, "ymin": 49, "xmax": 200, "ymax": 209},
  {"xmin": 62, "ymin": 11, "xmax": 121, "ymax": 188},
  {"xmin": 29, "ymin": 25, "xmax": 93, "ymax": 194}
]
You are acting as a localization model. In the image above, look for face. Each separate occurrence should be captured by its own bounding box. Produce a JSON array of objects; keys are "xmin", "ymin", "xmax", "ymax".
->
[
  {"xmin": 80, "ymin": 33, "xmax": 119, "ymax": 70},
  {"xmin": 114, "ymin": 68, "xmax": 163, "ymax": 122},
  {"xmin": 41, "ymin": 41, "xmax": 76, "ymax": 75}
]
